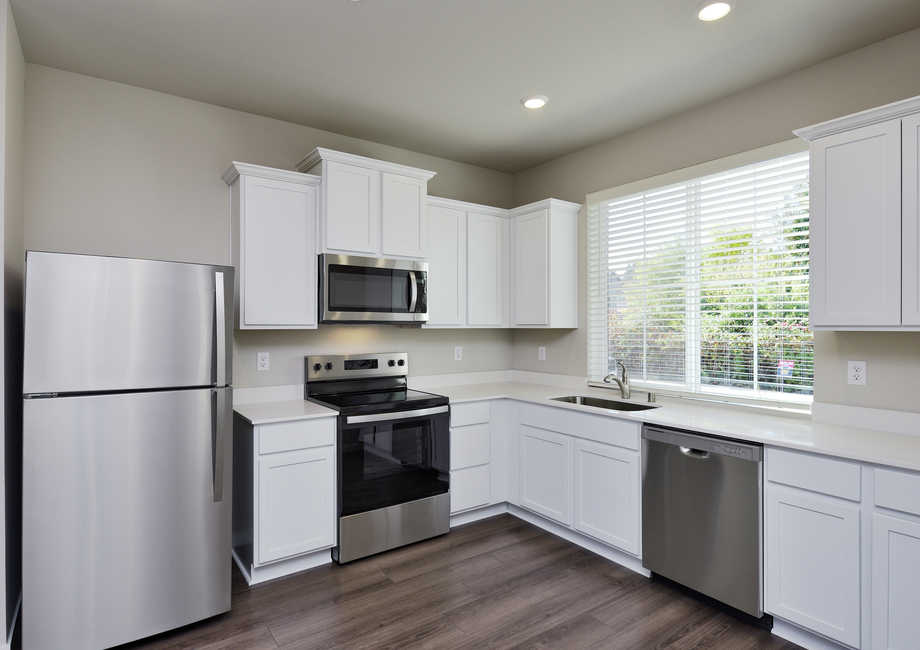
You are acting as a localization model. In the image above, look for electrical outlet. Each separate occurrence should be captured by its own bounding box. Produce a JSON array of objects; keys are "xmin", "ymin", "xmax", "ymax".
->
[
  {"xmin": 847, "ymin": 359, "xmax": 866, "ymax": 385},
  {"xmin": 538, "ymin": 346, "xmax": 546, "ymax": 361},
  {"xmin": 257, "ymin": 352, "xmax": 269, "ymax": 371},
  {"xmin": 454, "ymin": 346, "xmax": 462, "ymax": 361}
]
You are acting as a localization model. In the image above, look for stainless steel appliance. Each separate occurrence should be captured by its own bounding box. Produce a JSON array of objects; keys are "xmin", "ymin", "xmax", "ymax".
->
[
  {"xmin": 641, "ymin": 425, "xmax": 771, "ymax": 629},
  {"xmin": 22, "ymin": 251, "xmax": 234, "ymax": 650},
  {"xmin": 305, "ymin": 353, "xmax": 449, "ymax": 563},
  {"xmin": 319, "ymin": 253, "xmax": 428, "ymax": 324}
]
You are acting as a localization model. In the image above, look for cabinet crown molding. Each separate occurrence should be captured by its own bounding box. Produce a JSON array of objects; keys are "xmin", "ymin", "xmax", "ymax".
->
[
  {"xmin": 222, "ymin": 162, "xmax": 320, "ymax": 186},
  {"xmin": 794, "ymin": 94, "xmax": 920, "ymax": 141},
  {"xmin": 295, "ymin": 147, "xmax": 437, "ymax": 181},
  {"xmin": 427, "ymin": 195, "xmax": 510, "ymax": 218},
  {"xmin": 509, "ymin": 198, "xmax": 583, "ymax": 217}
]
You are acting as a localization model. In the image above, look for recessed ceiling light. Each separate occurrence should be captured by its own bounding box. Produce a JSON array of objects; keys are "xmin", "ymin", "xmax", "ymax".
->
[
  {"xmin": 694, "ymin": 0, "xmax": 733, "ymax": 21},
  {"xmin": 521, "ymin": 95, "xmax": 548, "ymax": 109}
]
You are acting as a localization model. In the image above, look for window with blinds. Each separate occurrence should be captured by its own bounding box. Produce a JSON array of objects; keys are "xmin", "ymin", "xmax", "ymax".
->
[{"xmin": 587, "ymin": 145, "xmax": 812, "ymax": 404}]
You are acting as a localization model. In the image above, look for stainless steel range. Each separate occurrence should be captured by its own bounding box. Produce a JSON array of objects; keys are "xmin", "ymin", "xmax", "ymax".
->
[{"xmin": 305, "ymin": 352, "xmax": 450, "ymax": 563}]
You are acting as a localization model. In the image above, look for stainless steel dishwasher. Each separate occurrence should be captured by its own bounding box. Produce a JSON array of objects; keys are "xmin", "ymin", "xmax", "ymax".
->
[{"xmin": 641, "ymin": 425, "xmax": 771, "ymax": 629}]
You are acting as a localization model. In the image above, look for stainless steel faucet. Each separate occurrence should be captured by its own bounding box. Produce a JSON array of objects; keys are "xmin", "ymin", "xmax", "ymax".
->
[{"xmin": 603, "ymin": 361, "xmax": 630, "ymax": 399}]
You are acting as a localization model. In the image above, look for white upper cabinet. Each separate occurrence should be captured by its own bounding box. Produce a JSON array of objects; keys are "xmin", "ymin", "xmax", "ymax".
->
[
  {"xmin": 223, "ymin": 162, "xmax": 320, "ymax": 330},
  {"xmin": 510, "ymin": 199, "xmax": 580, "ymax": 328},
  {"xmin": 796, "ymin": 95, "xmax": 920, "ymax": 330},
  {"xmin": 297, "ymin": 148, "xmax": 436, "ymax": 259},
  {"xmin": 425, "ymin": 197, "xmax": 509, "ymax": 328}
]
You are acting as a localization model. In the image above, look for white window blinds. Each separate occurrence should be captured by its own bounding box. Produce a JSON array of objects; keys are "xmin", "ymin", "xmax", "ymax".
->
[{"xmin": 587, "ymin": 145, "xmax": 812, "ymax": 403}]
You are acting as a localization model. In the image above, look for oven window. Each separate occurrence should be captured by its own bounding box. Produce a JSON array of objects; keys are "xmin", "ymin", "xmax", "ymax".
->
[
  {"xmin": 328, "ymin": 265, "xmax": 410, "ymax": 313},
  {"xmin": 340, "ymin": 415, "xmax": 449, "ymax": 516}
]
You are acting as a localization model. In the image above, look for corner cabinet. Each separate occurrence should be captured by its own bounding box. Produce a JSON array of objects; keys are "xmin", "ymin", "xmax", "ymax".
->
[
  {"xmin": 795, "ymin": 96, "xmax": 920, "ymax": 329},
  {"xmin": 223, "ymin": 162, "xmax": 320, "ymax": 329},
  {"xmin": 425, "ymin": 197, "xmax": 510, "ymax": 328},
  {"xmin": 232, "ymin": 414, "xmax": 337, "ymax": 585},
  {"xmin": 510, "ymin": 199, "xmax": 581, "ymax": 328},
  {"xmin": 296, "ymin": 148, "xmax": 436, "ymax": 259}
]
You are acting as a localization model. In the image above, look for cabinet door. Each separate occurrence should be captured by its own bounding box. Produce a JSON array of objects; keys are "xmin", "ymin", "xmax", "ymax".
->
[
  {"xmin": 258, "ymin": 446, "xmax": 335, "ymax": 565},
  {"xmin": 872, "ymin": 513, "xmax": 920, "ymax": 649},
  {"xmin": 810, "ymin": 120, "xmax": 902, "ymax": 327},
  {"xmin": 766, "ymin": 487, "xmax": 861, "ymax": 647},
  {"xmin": 512, "ymin": 210, "xmax": 549, "ymax": 326},
  {"xmin": 382, "ymin": 173, "xmax": 427, "ymax": 258},
  {"xmin": 468, "ymin": 212, "xmax": 508, "ymax": 327},
  {"xmin": 426, "ymin": 205, "xmax": 466, "ymax": 326},
  {"xmin": 519, "ymin": 425, "xmax": 571, "ymax": 525},
  {"xmin": 241, "ymin": 175, "xmax": 316, "ymax": 328},
  {"xmin": 572, "ymin": 440, "xmax": 639, "ymax": 555},
  {"xmin": 903, "ymin": 113, "xmax": 920, "ymax": 326},
  {"xmin": 325, "ymin": 161, "xmax": 379, "ymax": 254}
]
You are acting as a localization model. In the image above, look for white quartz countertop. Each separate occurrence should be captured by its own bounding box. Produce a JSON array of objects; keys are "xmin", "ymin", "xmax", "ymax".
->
[
  {"xmin": 233, "ymin": 399, "xmax": 337, "ymax": 425},
  {"xmin": 233, "ymin": 381, "xmax": 920, "ymax": 472},
  {"xmin": 434, "ymin": 381, "xmax": 920, "ymax": 473}
]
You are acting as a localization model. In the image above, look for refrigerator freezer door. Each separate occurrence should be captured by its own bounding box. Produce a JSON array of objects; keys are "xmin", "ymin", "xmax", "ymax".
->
[
  {"xmin": 22, "ymin": 387, "xmax": 232, "ymax": 650},
  {"xmin": 23, "ymin": 252, "xmax": 234, "ymax": 394}
]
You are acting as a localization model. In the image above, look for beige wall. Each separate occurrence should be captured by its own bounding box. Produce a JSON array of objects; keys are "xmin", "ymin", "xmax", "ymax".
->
[
  {"xmin": 511, "ymin": 27, "xmax": 920, "ymax": 414},
  {"xmin": 23, "ymin": 65, "xmax": 514, "ymax": 389}
]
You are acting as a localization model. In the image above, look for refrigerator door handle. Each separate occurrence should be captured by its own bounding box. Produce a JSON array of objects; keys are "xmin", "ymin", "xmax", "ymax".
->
[
  {"xmin": 212, "ymin": 388, "xmax": 229, "ymax": 503},
  {"xmin": 214, "ymin": 271, "xmax": 226, "ymax": 387}
]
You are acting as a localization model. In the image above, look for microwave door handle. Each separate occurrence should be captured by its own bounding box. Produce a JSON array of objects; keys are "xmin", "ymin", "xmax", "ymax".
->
[{"xmin": 408, "ymin": 271, "xmax": 418, "ymax": 313}]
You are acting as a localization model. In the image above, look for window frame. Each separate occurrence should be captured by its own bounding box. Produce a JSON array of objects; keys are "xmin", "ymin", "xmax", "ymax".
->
[{"xmin": 586, "ymin": 139, "xmax": 812, "ymax": 408}]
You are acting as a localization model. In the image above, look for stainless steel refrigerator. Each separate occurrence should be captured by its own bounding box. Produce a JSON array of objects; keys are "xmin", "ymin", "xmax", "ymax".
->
[{"xmin": 22, "ymin": 251, "xmax": 234, "ymax": 650}]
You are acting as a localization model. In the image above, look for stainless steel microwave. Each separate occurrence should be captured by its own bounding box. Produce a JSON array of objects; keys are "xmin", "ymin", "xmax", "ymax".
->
[{"xmin": 319, "ymin": 254, "xmax": 428, "ymax": 324}]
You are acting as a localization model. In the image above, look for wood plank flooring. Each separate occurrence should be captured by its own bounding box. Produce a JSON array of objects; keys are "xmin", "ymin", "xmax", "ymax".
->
[{"xmin": 19, "ymin": 514, "xmax": 804, "ymax": 650}]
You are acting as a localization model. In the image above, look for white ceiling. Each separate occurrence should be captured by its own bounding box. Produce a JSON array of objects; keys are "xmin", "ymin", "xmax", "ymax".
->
[{"xmin": 11, "ymin": 0, "xmax": 920, "ymax": 174}]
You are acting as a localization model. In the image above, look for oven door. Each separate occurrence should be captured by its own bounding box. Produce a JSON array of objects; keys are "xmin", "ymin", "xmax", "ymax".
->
[
  {"xmin": 339, "ymin": 405, "xmax": 449, "ymax": 517},
  {"xmin": 320, "ymin": 253, "xmax": 428, "ymax": 324}
]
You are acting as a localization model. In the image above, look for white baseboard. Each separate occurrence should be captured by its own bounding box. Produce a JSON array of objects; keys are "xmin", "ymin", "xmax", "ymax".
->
[
  {"xmin": 232, "ymin": 547, "xmax": 332, "ymax": 585},
  {"xmin": 811, "ymin": 402, "xmax": 920, "ymax": 436},
  {"xmin": 771, "ymin": 617, "xmax": 850, "ymax": 650}
]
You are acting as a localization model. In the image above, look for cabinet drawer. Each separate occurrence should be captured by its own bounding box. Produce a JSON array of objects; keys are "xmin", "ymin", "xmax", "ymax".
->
[
  {"xmin": 767, "ymin": 448, "xmax": 861, "ymax": 501},
  {"xmin": 451, "ymin": 401, "xmax": 491, "ymax": 427},
  {"xmin": 258, "ymin": 419, "xmax": 335, "ymax": 455},
  {"xmin": 451, "ymin": 465, "xmax": 491, "ymax": 513},
  {"xmin": 876, "ymin": 468, "xmax": 920, "ymax": 516},
  {"xmin": 451, "ymin": 423, "xmax": 490, "ymax": 470},
  {"xmin": 519, "ymin": 402, "xmax": 639, "ymax": 451}
]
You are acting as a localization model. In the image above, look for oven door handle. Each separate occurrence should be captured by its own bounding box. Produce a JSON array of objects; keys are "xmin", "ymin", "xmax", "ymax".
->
[{"xmin": 345, "ymin": 405, "xmax": 449, "ymax": 425}]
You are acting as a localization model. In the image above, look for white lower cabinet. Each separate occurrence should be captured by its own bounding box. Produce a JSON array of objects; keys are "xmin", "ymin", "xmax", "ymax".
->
[
  {"xmin": 516, "ymin": 403, "xmax": 640, "ymax": 555},
  {"xmin": 232, "ymin": 414, "xmax": 336, "ymax": 584},
  {"xmin": 572, "ymin": 439, "xmax": 639, "ymax": 555},
  {"xmin": 872, "ymin": 468, "xmax": 920, "ymax": 650},
  {"xmin": 765, "ymin": 448, "xmax": 862, "ymax": 648}
]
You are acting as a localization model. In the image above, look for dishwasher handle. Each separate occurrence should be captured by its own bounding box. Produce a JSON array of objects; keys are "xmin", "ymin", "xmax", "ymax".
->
[{"xmin": 679, "ymin": 446, "xmax": 711, "ymax": 460}]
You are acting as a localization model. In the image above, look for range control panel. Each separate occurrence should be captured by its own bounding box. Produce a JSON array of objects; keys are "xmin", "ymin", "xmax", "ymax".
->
[{"xmin": 305, "ymin": 352, "xmax": 408, "ymax": 382}]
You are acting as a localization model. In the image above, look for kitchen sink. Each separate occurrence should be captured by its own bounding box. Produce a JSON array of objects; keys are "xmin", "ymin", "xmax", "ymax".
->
[{"xmin": 550, "ymin": 395, "xmax": 660, "ymax": 412}]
